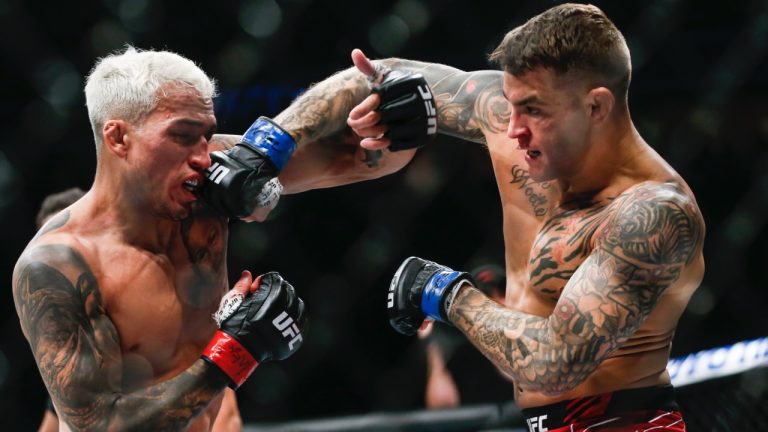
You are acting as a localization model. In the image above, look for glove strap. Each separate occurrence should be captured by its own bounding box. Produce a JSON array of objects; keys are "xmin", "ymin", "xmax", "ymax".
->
[
  {"xmin": 241, "ymin": 117, "xmax": 297, "ymax": 171},
  {"xmin": 202, "ymin": 330, "xmax": 259, "ymax": 389},
  {"xmin": 420, "ymin": 270, "xmax": 471, "ymax": 322}
]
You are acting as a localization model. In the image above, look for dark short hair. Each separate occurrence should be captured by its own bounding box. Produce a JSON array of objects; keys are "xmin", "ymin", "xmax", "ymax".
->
[
  {"xmin": 489, "ymin": 3, "xmax": 631, "ymax": 102},
  {"xmin": 36, "ymin": 187, "xmax": 86, "ymax": 228}
]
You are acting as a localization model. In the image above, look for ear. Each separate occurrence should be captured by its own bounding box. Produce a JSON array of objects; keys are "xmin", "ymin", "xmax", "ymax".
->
[
  {"xmin": 102, "ymin": 120, "xmax": 130, "ymax": 158},
  {"xmin": 586, "ymin": 87, "xmax": 615, "ymax": 124}
]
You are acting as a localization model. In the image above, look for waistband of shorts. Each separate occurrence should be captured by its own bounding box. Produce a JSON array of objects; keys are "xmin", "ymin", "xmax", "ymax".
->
[{"xmin": 521, "ymin": 385, "xmax": 679, "ymax": 428}]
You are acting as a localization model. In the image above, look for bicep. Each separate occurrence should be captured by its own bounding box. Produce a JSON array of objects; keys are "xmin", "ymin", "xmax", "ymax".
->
[
  {"xmin": 552, "ymin": 247, "xmax": 673, "ymax": 359},
  {"xmin": 14, "ymin": 245, "xmax": 122, "ymax": 430},
  {"xmin": 552, "ymin": 188, "xmax": 704, "ymax": 359}
]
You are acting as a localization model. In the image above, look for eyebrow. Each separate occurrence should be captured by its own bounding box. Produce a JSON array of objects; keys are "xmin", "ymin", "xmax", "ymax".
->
[
  {"xmin": 510, "ymin": 95, "xmax": 542, "ymax": 107},
  {"xmin": 169, "ymin": 118, "xmax": 217, "ymax": 135}
]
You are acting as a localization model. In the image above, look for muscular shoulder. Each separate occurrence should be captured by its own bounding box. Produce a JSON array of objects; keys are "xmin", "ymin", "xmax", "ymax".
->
[
  {"xmin": 15, "ymin": 209, "xmax": 100, "ymax": 294},
  {"xmin": 601, "ymin": 181, "xmax": 705, "ymax": 266},
  {"xmin": 15, "ymin": 235, "xmax": 94, "ymax": 299}
]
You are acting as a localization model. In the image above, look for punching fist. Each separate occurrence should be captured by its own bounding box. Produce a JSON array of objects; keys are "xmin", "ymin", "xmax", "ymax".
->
[
  {"xmin": 372, "ymin": 70, "xmax": 437, "ymax": 151},
  {"xmin": 199, "ymin": 117, "xmax": 296, "ymax": 219},
  {"xmin": 348, "ymin": 49, "xmax": 437, "ymax": 152},
  {"xmin": 202, "ymin": 271, "xmax": 306, "ymax": 389},
  {"xmin": 387, "ymin": 257, "xmax": 475, "ymax": 336}
]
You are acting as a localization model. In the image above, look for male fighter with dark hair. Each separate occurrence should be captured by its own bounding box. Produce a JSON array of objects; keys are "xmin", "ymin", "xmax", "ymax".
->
[{"xmin": 347, "ymin": 4, "xmax": 705, "ymax": 430}]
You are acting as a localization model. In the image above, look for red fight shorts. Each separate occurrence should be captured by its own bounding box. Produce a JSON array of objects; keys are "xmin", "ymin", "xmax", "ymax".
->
[{"xmin": 522, "ymin": 385, "xmax": 686, "ymax": 431}]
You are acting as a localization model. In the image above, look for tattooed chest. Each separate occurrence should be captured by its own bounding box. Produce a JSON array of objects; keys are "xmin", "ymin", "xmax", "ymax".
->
[
  {"xmin": 175, "ymin": 215, "xmax": 228, "ymax": 308},
  {"xmin": 526, "ymin": 204, "xmax": 613, "ymax": 301}
]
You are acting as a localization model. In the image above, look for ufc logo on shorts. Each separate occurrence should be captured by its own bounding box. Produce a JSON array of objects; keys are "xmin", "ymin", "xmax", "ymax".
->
[
  {"xmin": 417, "ymin": 85, "xmax": 437, "ymax": 135},
  {"xmin": 526, "ymin": 414, "xmax": 548, "ymax": 432},
  {"xmin": 272, "ymin": 311, "xmax": 302, "ymax": 350},
  {"xmin": 206, "ymin": 161, "xmax": 231, "ymax": 184}
]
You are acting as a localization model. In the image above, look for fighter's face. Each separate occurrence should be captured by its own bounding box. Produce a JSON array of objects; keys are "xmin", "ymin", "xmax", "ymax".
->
[
  {"xmin": 126, "ymin": 85, "xmax": 216, "ymax": 220},
  {"xmin": 502, "ymin": 69, "xmax": 592, "ymax": 182}
]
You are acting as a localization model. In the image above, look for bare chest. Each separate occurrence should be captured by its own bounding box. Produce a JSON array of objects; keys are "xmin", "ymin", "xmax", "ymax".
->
[
  {"xmin": 97, "ymin": 221, "xmax": 228, "ymax": 386},
  {"xmin": 526, "ymin": 203, "xmax": 614, "ymax": 304}
]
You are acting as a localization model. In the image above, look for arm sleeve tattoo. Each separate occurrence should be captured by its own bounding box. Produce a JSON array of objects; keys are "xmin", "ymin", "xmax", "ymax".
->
[
  {"xmin": 448, "ymin": 183, "xmax": 705, "ymax": 395},
  {"xmin": 272, "ymin": 59, "xmax": 507, "ymax": 147},
  {"xmin": 274, "ymin": 69, "xmax": 372, "ymax": 146},
  {"xmin": 376, "ymin": 59, "xmax": 508, "ymax": 144},
  {"xmin": 13, "ymin": 243, "xmax": 227, "ymax": 430}
]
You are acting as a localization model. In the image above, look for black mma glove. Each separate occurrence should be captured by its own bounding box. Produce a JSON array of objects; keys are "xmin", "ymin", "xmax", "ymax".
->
[
  {"xmin": 387, "ymin": 257, "xmax": 476, "ymax": 336},
  {"xmin": 199, "ymin": 117, "xmax": 296, "ymax": 219},
  {"xmin": 373, "ymin": 70, "xmax": 437, "ymax": 151},
  {"xmin": 202, "ymin": 272, "xmax": 306, "ymax": 389}
]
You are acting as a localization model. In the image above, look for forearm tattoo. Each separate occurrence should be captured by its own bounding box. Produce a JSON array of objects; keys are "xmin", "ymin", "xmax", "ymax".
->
[
  {"xmin": 13, "ymin": 234, "xmax": 224, "ymax": 430},
  {"xmin": 380, "ymin": 60, "xmax": 508, "ymax": 144},
  {"xmin": 449, "ymin": 183, "xmax": 704, "ymax": 395},
  {"xmin": 274, "ymin": 69, "xmax": 371, "ymax": 146},
  {"xmin": 275, "ymin": 58, "xmax": 508, "ymax": 148}
]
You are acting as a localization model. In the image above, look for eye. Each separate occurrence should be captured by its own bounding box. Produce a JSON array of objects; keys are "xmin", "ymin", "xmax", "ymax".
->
[
  {"xmin": 526, "ymin": 106, "xmax": 541, "ymax": 116},
  {"xmin": 171, "ymin": 132, "xmax": 200, "ymax": 145}
]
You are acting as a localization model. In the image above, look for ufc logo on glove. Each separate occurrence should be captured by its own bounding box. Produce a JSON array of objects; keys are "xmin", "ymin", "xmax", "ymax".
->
[{"xmin": 273, "ymin": 311, "xmax": 302, "ymax": 350}]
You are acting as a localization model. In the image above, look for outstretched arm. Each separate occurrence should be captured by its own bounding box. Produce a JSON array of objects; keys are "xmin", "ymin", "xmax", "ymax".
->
[
  {"xmin": 448, "ymin": 183, "xmax": 705, "ymax": 396},
  {"xmin": 204, "ymin": 51, "xmax": 508, "ymax": 214},
  {"xmin": 348, "ymin": 49, "xmax": 508, "ymax": 147},
  {"xmin": 13, "ymin": 241, "xmax": 227, "ymax": 430},
  {"xmin": 274, "ymin": 50, "xmax": 510, "ymax": 192}
]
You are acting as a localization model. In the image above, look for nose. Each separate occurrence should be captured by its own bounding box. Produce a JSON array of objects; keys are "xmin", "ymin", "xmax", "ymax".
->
[
  {"xmin": 507, "ymin": 112, "xmax": 530, "ymax": 145},
  {"xmin": 190, "ymin": 140, "xmax": 212, "ymax": 171}
]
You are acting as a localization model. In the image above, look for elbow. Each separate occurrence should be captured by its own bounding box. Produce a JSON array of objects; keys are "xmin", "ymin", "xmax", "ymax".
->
[{"xmin": 517, "ymin": 356, "xmax": 594, "ymax": 398}]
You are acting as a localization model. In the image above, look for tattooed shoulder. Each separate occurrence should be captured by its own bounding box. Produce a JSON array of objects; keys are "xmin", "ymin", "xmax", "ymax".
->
[
  {"xmin": 13, "ymin": 242, "xmax": 121, "ymax": 430},
  {"xmin": 601, "ymin": 182, "xmax": 705, "ymax": 266}
]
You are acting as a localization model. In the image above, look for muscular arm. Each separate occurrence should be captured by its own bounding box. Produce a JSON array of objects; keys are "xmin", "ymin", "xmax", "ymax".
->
[
  {"xmin": 209, "ymin": 59, "xmax": 507, "ymax": 193},
  {"xmin": 448, "ymin": 184, "xmax": 705, "ymax": 396},
  {"xmin": 13, "ymin": 242, "xmax": 227, "ymax": 431},
  {"xmin": 377, "ymin": 59, "xmax": 508, "ymax": 144}
]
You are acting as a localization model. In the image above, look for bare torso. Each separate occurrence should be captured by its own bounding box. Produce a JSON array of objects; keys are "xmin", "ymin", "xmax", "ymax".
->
[
  {"xmin": 486, "ymin": 134, "xmax": 704, "ymax": 408},
  {"xmin": 33, "ymin": 200, "xmax": 229, "ymax": 432}
]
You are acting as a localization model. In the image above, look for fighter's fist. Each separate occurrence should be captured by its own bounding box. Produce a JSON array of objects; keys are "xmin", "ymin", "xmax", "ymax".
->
[
  {"xmin": 348, "ymin": 49, "xmax": 437, "ymax": 152},
  {"xmin": 202, "ymin": 271, "xmax": 306, "ymax": 389},
  {"xmin": 199, "ymin": 117, "xmax": 295, "ymax": 219},
  {"xmin": 373, "ymin": 70, "xmax": 437, "ymax": 151},
  {"xmin": 387, "ymin": 257, "xmax": 475, "ymax": 336}
]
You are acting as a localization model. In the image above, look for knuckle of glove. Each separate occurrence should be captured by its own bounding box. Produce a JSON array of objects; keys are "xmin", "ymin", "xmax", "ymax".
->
[
  {"xmin": 387, "ymin": 257, "xmax": 431, "ymax": 335},
  {"xmin": 200, "ymin": 145, "xmax": 279, "ymax": 219},
  {"xmin": 372, "ymin": 72, "xmax": 436, "ymax": 152}
]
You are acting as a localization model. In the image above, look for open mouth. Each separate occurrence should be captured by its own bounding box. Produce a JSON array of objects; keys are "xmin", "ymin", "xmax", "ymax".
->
[
  {"xmin": 182, "ymin": 178, "xmax": 200, "ymax": 193},
  {"xmin": 527, "ymin": 150, "xmax": 541, "ymax": 159}
]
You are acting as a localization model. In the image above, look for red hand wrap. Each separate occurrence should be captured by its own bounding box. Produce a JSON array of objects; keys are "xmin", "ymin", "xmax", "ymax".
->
[{"xmin": 203, "ymin": 330, "xmax": 259, "ymax": 388}]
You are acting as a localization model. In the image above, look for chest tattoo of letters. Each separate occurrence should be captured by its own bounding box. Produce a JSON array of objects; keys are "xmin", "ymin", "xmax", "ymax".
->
[{"xmin": 509, "ymin": 164, "xmax": 551, "ymax": 217}]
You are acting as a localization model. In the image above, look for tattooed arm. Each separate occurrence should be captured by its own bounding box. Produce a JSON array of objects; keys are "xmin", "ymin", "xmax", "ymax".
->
[
  {"xmin": 211, "ymin": 58, "xmax": 507, "ymax": 194},
  {"xmin": 448, "ymin": 184, "xmax": 705, "ymax": 396},
  {"xmin": 277, "ymin": 60, "xmax": 507, "ymax": 192},
  {"xmin": 13, "ymin": 243, "xmax": 227, "ymax": 431},
  {"xmin": 375, "ymin": 59, "xmax": 508, "ymax": 144}
]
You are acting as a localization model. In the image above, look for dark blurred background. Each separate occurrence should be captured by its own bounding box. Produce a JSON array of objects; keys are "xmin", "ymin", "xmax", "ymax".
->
[{"xmin": 1, "ymin": 0, "xmax": 767, "ymax": 429}]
